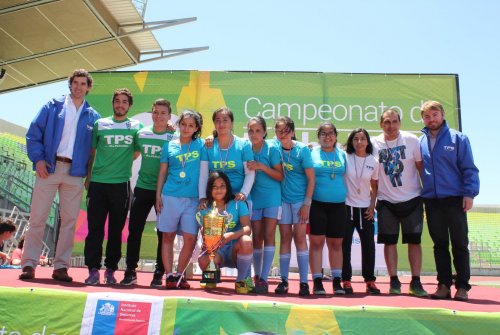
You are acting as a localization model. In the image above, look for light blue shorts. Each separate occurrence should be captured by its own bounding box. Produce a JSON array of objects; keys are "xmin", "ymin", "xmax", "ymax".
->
[
  {"xmin": 217, "ymin": 242, "xmax": 236, "ymax": 268},
  {"xmin": 280, "ymin": 201, "xmax": 304, "ymax": 225},
  {"xmin": 251, "ymin": 206, "xmax": 282, "ymax": 221},
  {"xmin": 157, "ymin": 195, "xmax": 199, "ymax": 235}
]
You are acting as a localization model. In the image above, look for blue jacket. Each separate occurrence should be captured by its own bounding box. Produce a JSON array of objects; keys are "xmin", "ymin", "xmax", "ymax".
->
[
  {"xmin": 26, "ymin": 95, "xmax": 101, "ymax": 177},
  {"xmin": 419, "ymin": 121, "xmax": 479, "ymax": 199}
]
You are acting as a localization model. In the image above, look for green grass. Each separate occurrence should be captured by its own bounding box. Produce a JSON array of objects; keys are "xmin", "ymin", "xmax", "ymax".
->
[
  {"xmin": 72, "ymin": 221, "xmax": 160, "ymax": 259},
  {"xmin": 70, "ymin": 212, "xmax": 500, "ymax": 272}
]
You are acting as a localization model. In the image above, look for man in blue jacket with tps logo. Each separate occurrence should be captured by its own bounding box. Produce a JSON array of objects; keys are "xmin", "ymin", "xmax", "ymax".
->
[
  {"xmin": 20, "ymin": 69, "xmax": 101, "ymax": 282},
  {"xmin": 419, "ymin": 100, "xmax": 479, "ymax": 302}
]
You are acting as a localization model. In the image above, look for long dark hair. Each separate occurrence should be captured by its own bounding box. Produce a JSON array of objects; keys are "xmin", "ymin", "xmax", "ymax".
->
[
  {"xmin": 178, "ymin": 109, "xmax": 203, "ymax": 139},
  {"xmin": 247, "ymin": 116, "xmax": 268, "ymax": 139},
  {"xmin": 345, "ymin": 128, "xmax": 373, "ymax": 154},
  {"xmin": 206, "ymin": 171, "xmax": 234, "ymax": 204},
  {"xmin": 274, "ymin": 116, "xmax": 296, "ymax": 140},
  {"xmin": 212, "ymin": 107, "xmax": 234, "ymax": 138}
]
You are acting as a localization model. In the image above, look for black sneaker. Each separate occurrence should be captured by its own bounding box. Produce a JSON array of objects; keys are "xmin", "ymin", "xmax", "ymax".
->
[
  {"xmin": 409, "ymin": 279, "xmax": 428, "ymax": 297},
  {"xmin": 165, "ymin": 274, "xmax": 178, "ymax": 289},
  {"xmin": 299, "ymin": 282, "xmax": 310, "ymax": 296},
  {"xmin": 120, "ymin": 269, "xmax": 137, "ymax": 286},
  {"xmin": 389, "ymin": 277, "xmax": 402, "ymax": 295},
  {"xmin": 313, "ymin": 277, "xmax": 326, "ymax": 295},
  {"xmin": 150, "ymin": 271, "xmax": 164, "ymax": 287},
  {"xmin": 274, "ymin": 279, "xmax": 289, "ymax": 294},
  {"xmin": 333, "ymin": 277, "xmax": 345, "ymax": 295},
  {"xmin": 343, "ymin": 280, "xmax": 354, "ymax": 295}
]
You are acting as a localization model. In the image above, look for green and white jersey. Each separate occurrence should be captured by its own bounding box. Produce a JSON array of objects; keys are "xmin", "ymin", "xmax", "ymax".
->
[
  {"xmin": 91, "ymin": 116, "xmax": 144, "ymax": 183},
  {"xmin": 135, "ymin": 125, "xmax": 178, "ymax": 190}
]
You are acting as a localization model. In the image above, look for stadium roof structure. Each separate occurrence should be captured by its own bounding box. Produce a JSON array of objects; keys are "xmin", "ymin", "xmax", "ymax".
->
[{"xmin": 0, "ymin": 0, "xmax": 208, "ymax": 94}]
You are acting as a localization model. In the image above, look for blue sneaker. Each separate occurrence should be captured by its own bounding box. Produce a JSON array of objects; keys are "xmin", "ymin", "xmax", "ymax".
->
[
  {"xmin": 85, "ymin": 268, "xmax": 100, "ymax": 285},
  {"xmin": 104, "ymin": 268, "xmax": 117, "ymax": 285}
]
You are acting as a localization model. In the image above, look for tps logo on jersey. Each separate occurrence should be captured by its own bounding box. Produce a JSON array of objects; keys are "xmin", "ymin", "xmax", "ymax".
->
[
  {"xmin": 143, "ymin": 144, "xmax": 162, "ymax": 156},
  {"xmin": 176, "ymin": 151, "xmax": 200, "ymax": 163},
  {"xmin": 321, "ymin": 160, "xmax": 341, "ymax": 168},
  {"xmin": 212, "ymin": 160, "xmax": 236, "ymax": 169},
  {"xmin": 104, "ymin": 135, "xmax": 134, "ymax": 145},
  {"xmin": 283, "ymin": 162, "xmax": 294, "ymax": 171}
]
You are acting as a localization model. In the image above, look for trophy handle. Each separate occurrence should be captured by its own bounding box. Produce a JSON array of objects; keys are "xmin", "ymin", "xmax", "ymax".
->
[
  {"xmin": 196, "ymin": 211, "xmax": 202, "ymax": 226},
  {"xmin": 222, "ymin": 212, "xmax": 232, "ymax": 235}
]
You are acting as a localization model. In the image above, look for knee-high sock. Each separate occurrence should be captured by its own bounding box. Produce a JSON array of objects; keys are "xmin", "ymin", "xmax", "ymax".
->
[
  {"xmin": 297, "ymin": 250, "xmax": 309, "ymax": 284},
  {"xmin": 279, "ymin": 253, "xmax": 291, "ymax": 281},
  {"xmin": 253, "ymin": 248, "xmax": 263, "ymax": 277},
  {"xmin": 261, "ymin": 246, "xmax": 275, "ymax": 282},
  {"xmin": 236, "ymin": 253, "xmax": 253, "ymax": 282}
]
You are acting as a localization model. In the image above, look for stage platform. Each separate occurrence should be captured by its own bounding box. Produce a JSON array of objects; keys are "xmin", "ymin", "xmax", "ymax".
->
[{"xmin": 1, "ymin": 267, "xmax": 499, "ymax": 334}]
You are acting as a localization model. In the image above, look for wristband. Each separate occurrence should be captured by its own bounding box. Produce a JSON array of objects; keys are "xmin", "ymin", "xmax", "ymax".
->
[{"xmin": 303, "ymin": 197, "xmax": 312, "ymax": 207}]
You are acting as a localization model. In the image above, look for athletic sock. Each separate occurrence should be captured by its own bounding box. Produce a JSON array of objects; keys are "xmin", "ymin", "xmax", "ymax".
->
[
  {"xmin": 312, "ymin": 273, "xmax": 322, "ymax": 280},
  {"xmin": 279, "ymin": 253, "xmax": 291, "ymax": 281},
  {"xmin": 252, "ymin": 248, "xmax": 263, "ymax": 278},
  {"xmin": 331, "ymin": 268, "xmax": 342, "ymax": 279},
  {"xmin": 297, "ymin": 250, "xmax": 309, "ymax": 283},
  {"xmin": 236, "ymin": 253, "xmax": 253, "ymax": 282},
  {"xmin": 261, "ymin": 246, "xmax": 275, "ymax": 282}
]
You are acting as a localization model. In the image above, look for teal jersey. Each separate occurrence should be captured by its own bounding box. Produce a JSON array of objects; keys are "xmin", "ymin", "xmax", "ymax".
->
[
  {"xmin": 201, "ymin": 136, "xmax": 253, "ymax": 194},
  {"xmin": 91, "ymin": 116, "xmax": 143, "ymax": 183},
  {"xmin": 135, "ymin": 125, "xmax": 178, "ymax": 190},
  {"xmin": 280, "ymin": 141, "xmax": 313, "ymax": 203},
  {"xmin": 311, "ymin": 146, "xmax": 347, "ymax": 203},
  {"xmin": 198, "ymin": 200, "xmax": 249, "ymax": 247},
  {"xmin": 250, "ymin": 140, "xmax": 282, "ymax": 209},
  {"xmin": 161, "ymin": 137, "xmax": 203, "ymax": 198}
]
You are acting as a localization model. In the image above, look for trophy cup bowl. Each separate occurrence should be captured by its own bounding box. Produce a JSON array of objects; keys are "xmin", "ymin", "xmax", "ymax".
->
[{"xmin": 197, "ymin": 204, "xmax": 230, "ymax": 285}]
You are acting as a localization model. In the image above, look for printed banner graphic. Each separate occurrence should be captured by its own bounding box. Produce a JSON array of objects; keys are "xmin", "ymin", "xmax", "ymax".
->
[
  {"xmin": 88, "ymin": 71, "xmax": 460, "ymax": 142},
  {"xmin": 80, "ymin": 292, "xmax": 164, "ymax": 335}
]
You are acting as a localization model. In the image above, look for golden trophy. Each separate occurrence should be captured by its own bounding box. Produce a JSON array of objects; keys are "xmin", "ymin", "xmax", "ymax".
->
[{"xmin": 196, "ymin": 202, "xmax": 231, "ymax": 287}]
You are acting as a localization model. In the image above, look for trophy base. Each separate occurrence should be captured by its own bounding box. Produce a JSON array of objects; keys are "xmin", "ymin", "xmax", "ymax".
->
[{"xmin": 200, "ymin": 269, "xmax": 221, "ymax": 284}]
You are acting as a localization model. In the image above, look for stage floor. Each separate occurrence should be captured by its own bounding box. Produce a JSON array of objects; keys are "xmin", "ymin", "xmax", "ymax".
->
[{"xmin": 2, "ymin": 266, "xmax": 499, "ymax": 312}]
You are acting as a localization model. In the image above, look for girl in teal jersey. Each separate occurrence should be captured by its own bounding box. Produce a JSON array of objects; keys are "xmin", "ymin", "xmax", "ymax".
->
[
  {"xmin": 274, "ymin": 116, "xmax": 315, "ymax": 296},
  {"xmin": 156, "ymin": 110, "xmax": 203, "ymax": 289},
  {"xmin": 246, "ymin": 116, "xmax": 284, "ymax": 293},
  {"xmin": 199, "ymin": 107, "xmax": 255, "ymax": 208},
  {"xmin": 197, "ymin": 171, "xmax": 253, "ymax": 294},
  {"xmin": 309, "ymin": 122, "xmax": 347, "ymax": 295}
]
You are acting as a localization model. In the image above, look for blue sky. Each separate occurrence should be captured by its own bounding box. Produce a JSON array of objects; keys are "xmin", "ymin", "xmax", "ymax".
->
[{"xmin": 0, "ymin": 0, "xmax": 498, "ymax": 204}]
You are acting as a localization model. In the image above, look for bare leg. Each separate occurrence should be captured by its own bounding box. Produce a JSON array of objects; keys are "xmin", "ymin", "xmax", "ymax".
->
[
  {"xmin": 408, "ymin": 243, "xmax": 422, "ymax": 277},
  {"xmin": 161, "ymin": 232, "xmax": 176, "ymax": 274},
  {"xmin": 309, "ymin": 235, "xmax": 325, "ymax": 275},
  {"xmin": 384, "ymin": 244, "xmax": 398, "ymax": 277}
]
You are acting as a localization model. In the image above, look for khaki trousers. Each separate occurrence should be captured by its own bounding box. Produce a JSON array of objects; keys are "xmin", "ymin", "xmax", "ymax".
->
[{"xmin": 22, "ymin": 161, "xmax": 83, "ymax": 270}]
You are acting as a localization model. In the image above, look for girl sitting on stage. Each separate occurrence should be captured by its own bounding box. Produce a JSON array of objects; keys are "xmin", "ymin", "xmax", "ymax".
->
[{"xmin": 197, "ymin": 171, "xmax": 254, "ymax": 294}]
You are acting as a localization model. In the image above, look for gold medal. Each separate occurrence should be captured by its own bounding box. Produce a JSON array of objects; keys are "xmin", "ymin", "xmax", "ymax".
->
[
  {"xmin": 357, "ymin": 188, "xmax": 361, "ymax": 194},
  {"xmin": 180, "ymin": 171, "xmax": 186, "ymax": 178},
  {"xmin": 330, "ymin": 173, "xmax": 336, "ymax": 179}
]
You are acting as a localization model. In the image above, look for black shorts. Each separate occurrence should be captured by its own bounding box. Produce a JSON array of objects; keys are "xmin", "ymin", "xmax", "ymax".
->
[
  {"xmin": 376, "ymin": 197, "xmax": 423, "ymax": 245},
  {"xmin": 309, "ymin": 200, "xmax": 346, "ymax": 238}
]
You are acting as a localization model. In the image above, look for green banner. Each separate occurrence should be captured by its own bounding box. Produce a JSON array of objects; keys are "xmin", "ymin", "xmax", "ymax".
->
[
  {"xmin": 1, "ymin": 287, "xmax": 499, "ymax": 335},
  {"xmin": 87, "ymin": 71, "xmax": 460, "ymax": 142}
]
